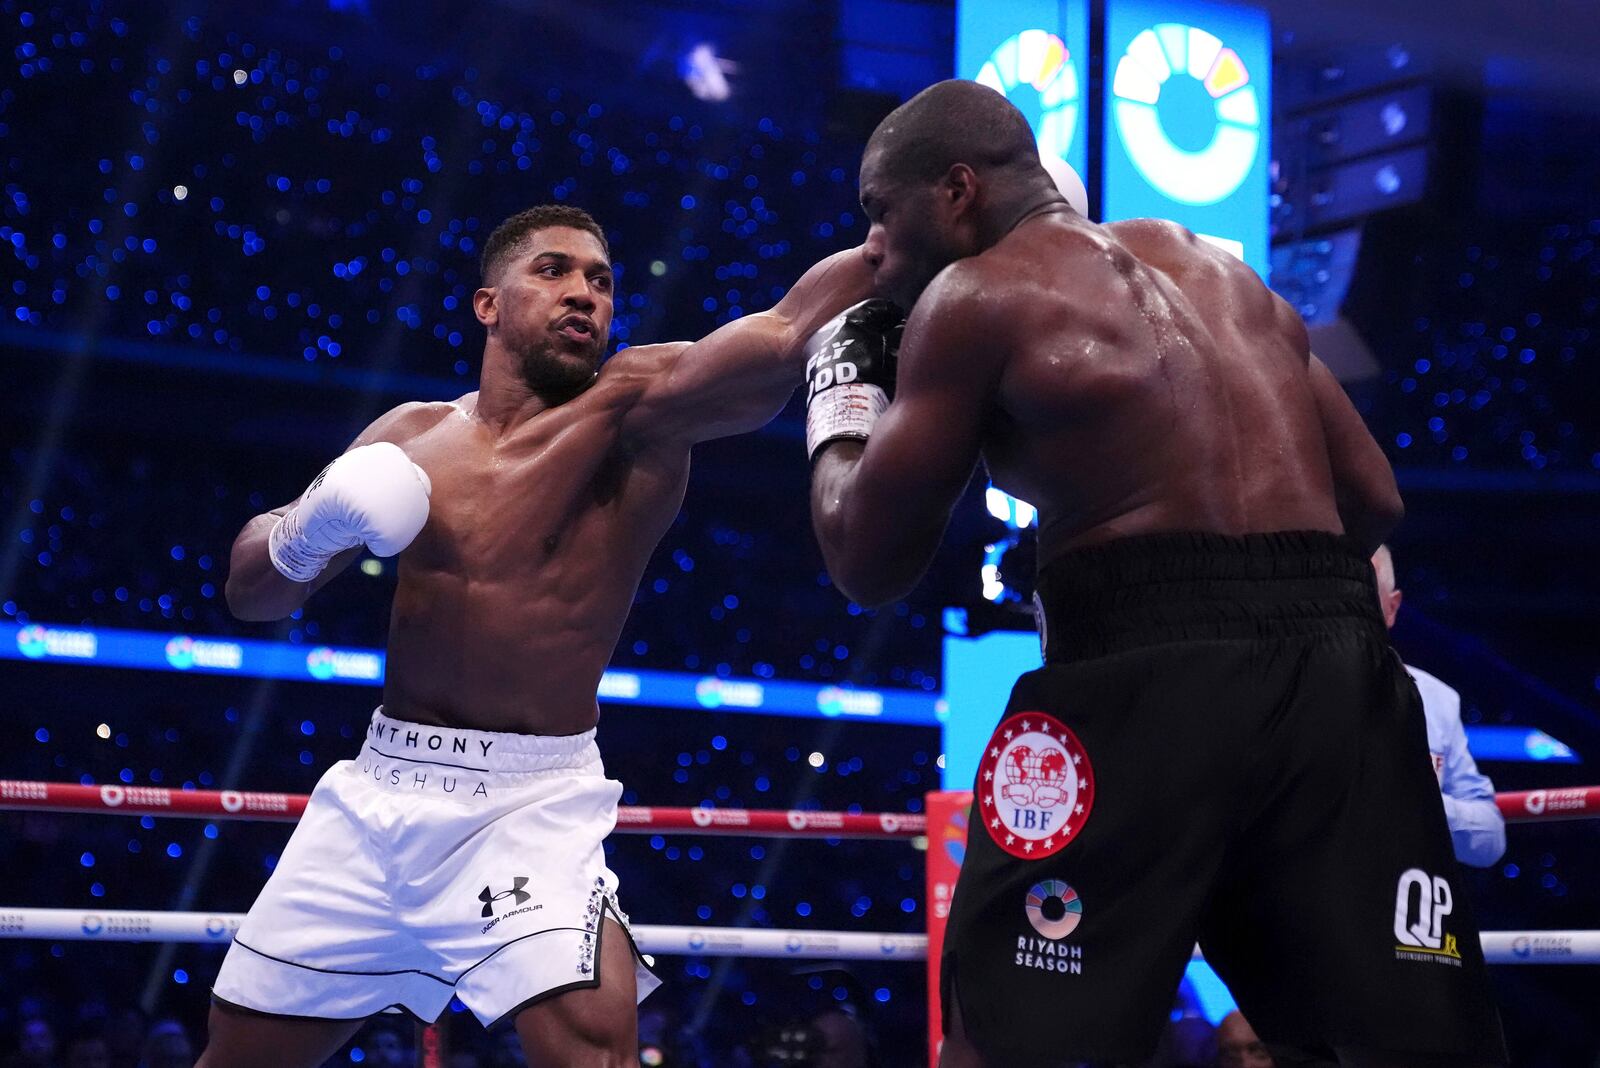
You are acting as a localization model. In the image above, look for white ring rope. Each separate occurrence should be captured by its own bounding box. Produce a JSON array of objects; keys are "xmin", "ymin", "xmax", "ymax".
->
[{"xmin": 0, "ymin": 909, "xmax": 1595, "ymax": 964}]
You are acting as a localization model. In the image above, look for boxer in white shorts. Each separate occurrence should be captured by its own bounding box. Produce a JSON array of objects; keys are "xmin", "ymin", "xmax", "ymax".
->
[{"xmin": 202, "ymin": 204, "xmax": 873, "ymax": 1067}]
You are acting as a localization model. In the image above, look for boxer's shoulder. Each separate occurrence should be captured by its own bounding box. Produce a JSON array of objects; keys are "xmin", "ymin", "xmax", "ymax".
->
[{"xmin": 354, "ymin": 398, "xmax": 459, "ymax": 448}]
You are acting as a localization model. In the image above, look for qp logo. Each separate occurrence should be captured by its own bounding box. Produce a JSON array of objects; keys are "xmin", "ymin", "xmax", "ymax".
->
[
  {"xmin": 687, "ymin": 931, "xmax": 707, "ymax": 952},
  {"xmin": 785, "ymin": 935, "xmax": 804, "ymax": 954},
  {"xmin": 16, "ymin": 625, "xmax": 48, "ymax": 659},
  {"xmin": 165, "ymin": 635, "xmax": 196, "ymax": 670},
  {"xmin": 1112, "ymin": 23, "xmax": 1260, "ymax": 205},
  {"xmin": 1512, "ymin": 936, "xmax": 1531, "ymax": 959},
  {"xmin": 1025, "ymin": 879, "xmax": 1084, "ymax": 941},
  {"xmin": 81, "ymin": 914, "xmax": 104, "ymax": 936},
  {"xmin": 204, "ymin": 917, "xmax": 229, "ymax": 939},
  {"xmin": 306, "ymin": 646, "xmax": 336, "ymax": 681},
  {"xmin": 1393, "ymin": 868, "xmax": 1459, "ymax": 956},
  {"xmin": 974, "ymin": 29, "xmax": 1080, "ymax": 164}
]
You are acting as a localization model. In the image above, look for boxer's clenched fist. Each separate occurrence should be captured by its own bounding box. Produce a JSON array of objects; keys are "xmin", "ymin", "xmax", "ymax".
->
[
  {"xmin": 268, "ymin": 441, "xmax": 432, "ymax": 582},
  {"xmin": 803, "ymin": 298, "xmax": 904, "ymax": 461}
]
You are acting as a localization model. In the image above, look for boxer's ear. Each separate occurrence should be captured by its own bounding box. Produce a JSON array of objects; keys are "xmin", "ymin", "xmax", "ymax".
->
[
  {"xmin": 940, "ymin": 163, "xmax": 978, "ymax": 214},
  {"xmin": 474, "ymin": 286, "xmax": 498, "ymax": 328}
]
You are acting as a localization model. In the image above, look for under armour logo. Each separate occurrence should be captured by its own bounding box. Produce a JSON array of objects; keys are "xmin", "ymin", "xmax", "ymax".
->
[{"xmin": 479, "ymin": 877, "xmax": 531, "ymax": 918}]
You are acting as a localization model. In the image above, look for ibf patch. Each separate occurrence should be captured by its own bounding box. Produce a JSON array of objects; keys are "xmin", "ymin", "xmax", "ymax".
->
[{"xmin": 979, "ymin": 712, "xmax": 1094, "ymax": 859}]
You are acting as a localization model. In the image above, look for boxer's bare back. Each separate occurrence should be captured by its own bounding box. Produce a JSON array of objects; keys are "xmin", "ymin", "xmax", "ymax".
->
[
  {"xmin": 814, "ymin": 204, "xmax": 1403, "ymax": 605},
  {"xmin": 970, "ymin": 210, "xmax": 1398, "ymax": 563}
]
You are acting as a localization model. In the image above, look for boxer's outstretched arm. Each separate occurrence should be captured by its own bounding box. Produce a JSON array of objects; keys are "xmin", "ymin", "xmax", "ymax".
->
[
  {"xmin": 810, "ymin": 270, "xmax": 999, "ymax": 607},
  {"xmin": 621, "ymin": 247, "xmax": 873, "ymax": 444},
  {"xmin": 1307, "ymin": 355, "xmax": 1403, "ymax": 554},
  {"xmin": 225, "ymin": 402, "xmax": 435, "ymax": 621}
]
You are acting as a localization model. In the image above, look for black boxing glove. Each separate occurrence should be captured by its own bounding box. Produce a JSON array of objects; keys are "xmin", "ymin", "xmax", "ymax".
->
[{"xmin": 803, "ymin": 298, "xmax": 904, "ymax": 461}]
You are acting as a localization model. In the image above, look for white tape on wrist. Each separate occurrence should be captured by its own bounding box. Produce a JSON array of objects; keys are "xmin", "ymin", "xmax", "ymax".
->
[
  {"xmin": 267, "ymin": 508, "xmax": 331, "ymax": 584},
  {"xmin": 806, "ymin": 383, "xmax": 889, "ymax": 461}
]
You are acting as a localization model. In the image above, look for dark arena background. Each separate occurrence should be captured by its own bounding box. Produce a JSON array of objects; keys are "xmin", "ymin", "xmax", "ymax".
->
[{"xmin": 2, "ymin": 1, "xmax": 1599, "ymax": 1066}]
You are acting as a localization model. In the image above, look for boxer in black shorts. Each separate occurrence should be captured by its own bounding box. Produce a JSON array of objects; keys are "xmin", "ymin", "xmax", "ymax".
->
[{"xmin": 805, "ymin": 80, "xmax": 1504, "ymax": 1066}]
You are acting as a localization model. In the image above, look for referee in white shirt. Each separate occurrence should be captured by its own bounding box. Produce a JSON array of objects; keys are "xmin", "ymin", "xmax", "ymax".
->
[{"xmin": 1373, "ymin": 545, "xmax": 1507, "ymax": 868}]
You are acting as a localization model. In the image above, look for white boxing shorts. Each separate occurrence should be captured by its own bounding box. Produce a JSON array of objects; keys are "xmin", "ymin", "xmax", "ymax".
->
[{"xmin": 212, "ymin": 709, "xmax": 660, "ymax": 1026}]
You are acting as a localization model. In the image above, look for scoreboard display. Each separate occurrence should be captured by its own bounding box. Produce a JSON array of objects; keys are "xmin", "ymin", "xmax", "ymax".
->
[
  {"xmin": 1103, "ymin": 0, "xmax": 1270, "ymax": 275},
  {"xmin": 957, "ymin": 0, "xmax": 1271, "ymax": 278},
  {"xmin": 956, "ymin": 0, "xmax": 1092, "ymax": 193}
]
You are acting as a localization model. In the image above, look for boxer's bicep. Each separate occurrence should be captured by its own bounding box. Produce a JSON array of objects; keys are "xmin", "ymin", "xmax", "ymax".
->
[
  {"xmin": 817, "ymin": 284, "xmax": 996, "ymax": 605},
  {"xmin": 624, "ymin": 247, "xmax": 873, "ymax": 445}
]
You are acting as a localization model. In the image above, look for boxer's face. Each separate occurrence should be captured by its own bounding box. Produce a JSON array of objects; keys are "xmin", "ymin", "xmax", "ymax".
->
[
  {"xmin": 475, "ymin": 226, "xmax": 614, "ymax": 395},
  {"xmin": 859, "ymin": 152, "xmax": 970, "ymax": 311}
]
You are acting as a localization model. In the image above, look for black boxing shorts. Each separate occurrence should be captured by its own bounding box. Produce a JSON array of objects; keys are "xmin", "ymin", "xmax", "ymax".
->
[{"xmin": 940, "ymin": 531, "xmax": 1506, "ymax": 1065}]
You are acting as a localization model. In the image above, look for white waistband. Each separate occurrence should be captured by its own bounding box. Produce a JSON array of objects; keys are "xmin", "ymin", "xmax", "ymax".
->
[{"xmin": 360, "ymin": 709, "xmax": 600, "ymax": 775}]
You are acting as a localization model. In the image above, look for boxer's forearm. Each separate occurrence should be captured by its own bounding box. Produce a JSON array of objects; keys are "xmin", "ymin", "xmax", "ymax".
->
[
  {"xmin": 1335, "ymin": 490, "xmax": 1403, "ymax": 558},
  {"xmin": 810, "ymin": 443, "xmax": 933, "ymax": 607},
  {"xmin": 224, "ymin": 511, "xmax": 356, "ymax": 621}
]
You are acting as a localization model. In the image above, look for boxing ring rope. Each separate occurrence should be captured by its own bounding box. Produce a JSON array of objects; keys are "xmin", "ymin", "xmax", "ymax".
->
[
  {"xmin": 4, "ymin": 778, "xmax": 1594, "ymax": 829},
  {"xmin": 0, "ymin": 909, "xmax": 930, "ymax": 960},
  {"xmin": 0, "ymin": 909, "xmax": 1594, "ymax": 966},
  {"xmin": 1, "ymin": 780, "xmax": 1598, "ymax": 964},
  {"xmin": 0, "ymin": 780, "xmax": 926, "ymax": 838}
]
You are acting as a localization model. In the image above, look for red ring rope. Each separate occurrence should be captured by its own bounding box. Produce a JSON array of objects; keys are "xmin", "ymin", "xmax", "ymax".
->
[{"xmin": 0, "ymin": 780, "xmax": 926, "ymax": 838}]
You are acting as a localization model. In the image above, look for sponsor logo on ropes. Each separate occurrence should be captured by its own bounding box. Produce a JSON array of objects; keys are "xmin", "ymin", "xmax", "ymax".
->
[
  {"xmin": 204, "ymin": 917, "xmax": 233, "ymax": 940},
  {"xmin": 785, "ymin": 935, "xmax": 804, "ymax": 954},
  {"xmin": 16, "ymin": 625, "xmax": 97, "ymax": 660},
  {"xmin": 978, "ymin": 712, "xmax": 1095, "ymax": 860},
  {"xmin": 99, "ymin": 785, "xmax": 171, "ymax": 809},
  {"xmin": 79, "ymin": 914, "xmax": 153, "ymax": 937},
  {"xmin": 879, "ymin": 813, "xmax": 902, "ymax": 834},
  {"xmin": 684, "ymin": 930, "xmax": 749, "ymax": 953},
  {"xmin": 1511, "ymin": 934, "xmax": 1572, "ymax": 959},
  {"xmin": 1393, "ymin": 868, "xmax": 1461, "ymax": 966},
  {"xmin": 689, "ymin": 808, "xmax": 750, "ymax": 829},
  {"xmin": 0, "ymin": 781, "xmax": 49, "ymax": 801},
  {"xmin": 1523, "ymin": 789, "xmax": 1589, "ymax": 817},
  {"xmin": 306, "ymin": 646, "xmax": 382, "ymax": 681},
  {"xmin": 218, "ymin": 790, "xmax": 291, "ymax": 814},
  {"xmin": 1015, "ymin": 879, "xmax": 1086, "ymax": 975},
  {"xmin": 164, "ymin": 635, "xmax": 243, "ymax": 671},
  {"xmin": 614, "ymin": 807, "xmax": 652, "ymax": 826},
  {"xmin": 693, "ymin": 677, "xmax": 764, "ymax": 709},
  {"xmin": 786, "ymin": 810, "xmax": 846, "ymax": 832},
  {"xmin": 0, "ymin": 914, "xmax": 25, "ymax": 934},
  {"xmin": 880, "ymin": 937, "xmax": 902, "ymax": 956}
]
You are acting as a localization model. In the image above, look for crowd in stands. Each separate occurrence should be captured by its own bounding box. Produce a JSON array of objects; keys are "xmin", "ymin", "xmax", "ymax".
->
[{"xmin": 2, "ymin": 2, "xmax": 1598, "ymax": 1065}]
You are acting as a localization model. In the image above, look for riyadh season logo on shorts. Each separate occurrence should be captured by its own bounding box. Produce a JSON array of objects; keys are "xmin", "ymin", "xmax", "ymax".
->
[{"xmin": 1014, "ymin": 879, "xmax": 1086, "ymax": 976}]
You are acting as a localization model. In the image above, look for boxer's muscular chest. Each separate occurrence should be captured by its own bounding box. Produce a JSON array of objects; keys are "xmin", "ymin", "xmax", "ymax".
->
[{"xmin": 397, "ymin": 397, "xmax": 688, "ymax": 588}]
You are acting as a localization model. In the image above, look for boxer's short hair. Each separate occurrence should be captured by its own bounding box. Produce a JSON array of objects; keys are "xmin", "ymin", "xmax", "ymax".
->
[{"xmin": 480, "ymin": 205, "xmax": 609, "ymax": 284}]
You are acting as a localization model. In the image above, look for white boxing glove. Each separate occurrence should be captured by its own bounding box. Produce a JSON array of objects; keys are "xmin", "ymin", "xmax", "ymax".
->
[{"xmin": 267, "ymin": 441, "xmax": 432, "ymax": 583}]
